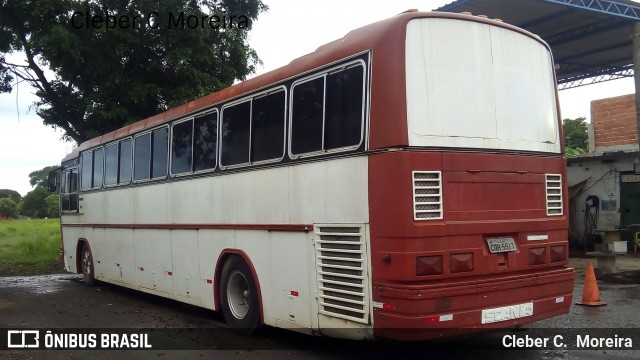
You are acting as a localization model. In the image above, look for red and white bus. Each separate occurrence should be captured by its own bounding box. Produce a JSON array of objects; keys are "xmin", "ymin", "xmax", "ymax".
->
[{"xmin": 51, "ymin": 11, "xmax": 574, "ymax": 341}]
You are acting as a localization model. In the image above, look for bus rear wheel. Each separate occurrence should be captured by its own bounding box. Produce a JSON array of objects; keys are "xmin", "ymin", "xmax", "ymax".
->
[
  {"xmin": 220, "ymin": 257, "xmax": 260, "ymax": 335},
  {"xmin": 80, "ymin": 243, "xmax": 96, "ymax": 286}
]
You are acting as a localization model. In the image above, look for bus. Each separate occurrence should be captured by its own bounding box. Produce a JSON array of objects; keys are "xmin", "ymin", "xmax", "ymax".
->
[{"xmin": 49, "ymin": 11, "xmax": 574, "ymax": 341}]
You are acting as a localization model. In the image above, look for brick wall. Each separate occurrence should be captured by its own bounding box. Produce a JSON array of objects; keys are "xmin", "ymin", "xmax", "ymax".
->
[{"xmin": 591, "ymin": 94, "xmax": 638, "ymax": 148}]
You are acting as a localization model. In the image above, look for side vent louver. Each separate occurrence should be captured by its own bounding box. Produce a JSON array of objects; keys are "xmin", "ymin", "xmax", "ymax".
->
[
  {"xmin": 546, "ymin": 174, "xmax": 563, "ymax": 216},
  {"xmin": 412, "ymin": 171, "xmax": 443, "ymax": 220},
  {"xmin": 315, "ymin": 225, "xmax": 370, "ymax": 324}
]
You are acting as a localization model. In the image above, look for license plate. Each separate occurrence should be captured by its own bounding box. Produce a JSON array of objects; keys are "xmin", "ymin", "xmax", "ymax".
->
[
  {"xmin": 486, "ymin": 237, "xmax": 517, "ymax": 253},
  {"xmin": 481, "ymin": 302, "xmax": 533, "ymax": 324}
]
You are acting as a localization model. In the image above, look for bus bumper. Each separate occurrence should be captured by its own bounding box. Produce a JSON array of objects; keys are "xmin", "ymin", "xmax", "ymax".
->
[{"xmin": 371, "ymin": 267, "xmax": 575, "ymax": 341}]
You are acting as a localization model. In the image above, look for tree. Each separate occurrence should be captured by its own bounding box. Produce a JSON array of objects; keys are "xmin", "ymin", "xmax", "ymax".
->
[
  {"xmin": 0, "ymin": 0, "xmax": 267, "ymax": 144},
  {"xmin": 45, "ymin": 194, "xmax": 60, "ymax": 218},
  {"xmin": 29, "ymin": 165, "xmax": 60, "ymax": 188},
  {"xmin": 0, "ymin": 198, "xmax": 18, "ymax": 218},
  {"xmin": 563, "ymin": 117, "xmax": 588, "ymax": 152},
  {"xmin": 0, "ymin": 189, "xmax": 21, "ymax": 201},
  {"xmin": 20, "ymin": 187, "xmax": 49, "ymax": 218}
]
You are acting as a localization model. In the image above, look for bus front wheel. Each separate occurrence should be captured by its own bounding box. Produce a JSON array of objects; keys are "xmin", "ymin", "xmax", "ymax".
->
[
  {"xmin": 80, "ymin": 243, "xmax": 96, "ymax": 286},
  {"xmin": 220, "ymin": 257, "xmax": 261, "ymax": 334}
]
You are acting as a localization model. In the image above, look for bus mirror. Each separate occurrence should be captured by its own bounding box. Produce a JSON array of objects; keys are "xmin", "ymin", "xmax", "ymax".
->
[{"xmin": 48, "ymin": 171, "xmax": 58, "ymax": 192}]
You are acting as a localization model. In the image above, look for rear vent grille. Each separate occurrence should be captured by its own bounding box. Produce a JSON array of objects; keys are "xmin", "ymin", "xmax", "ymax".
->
[
  {"xmin": 412, "ymin": 171, "xmax": 443, "ymax": 220},
  {"xmin": 546, "ymin": 174, "xmax": 563, "ymax": 216},
  {"xmin": 315, "ymin": 225, "xmax": 369, "ymax": 324}
]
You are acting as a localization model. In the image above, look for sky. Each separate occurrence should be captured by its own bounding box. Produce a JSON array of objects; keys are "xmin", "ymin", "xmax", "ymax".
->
[{"xmin": 0, "ymin": 0, "xmax": 636, "ymax": 196}]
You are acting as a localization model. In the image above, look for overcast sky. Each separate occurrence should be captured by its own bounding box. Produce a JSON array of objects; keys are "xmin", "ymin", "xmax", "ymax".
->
[{"xmin": 0, "ymin": 0, "xmax": 636, "ymax": 196}]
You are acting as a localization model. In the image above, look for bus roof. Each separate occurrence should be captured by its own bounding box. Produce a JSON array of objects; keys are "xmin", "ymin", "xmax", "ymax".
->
[{"xmin": 63, "ymin": 11, "xmax": 545, "ymax": 162}]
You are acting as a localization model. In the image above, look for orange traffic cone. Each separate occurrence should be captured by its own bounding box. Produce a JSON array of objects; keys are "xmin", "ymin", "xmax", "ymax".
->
[{"xmin": 575, "ymin": 261, "xmax": 606, "ymax": 307}]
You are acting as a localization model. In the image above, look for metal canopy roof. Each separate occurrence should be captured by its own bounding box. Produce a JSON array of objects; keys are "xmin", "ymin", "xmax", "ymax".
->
[{"xmin": 436, "ymin": 0, "xmax": 640, "ymax": 89}]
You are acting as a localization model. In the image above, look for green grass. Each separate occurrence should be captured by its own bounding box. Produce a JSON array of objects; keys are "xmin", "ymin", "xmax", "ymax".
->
[{"xmin": 0, "ymin": 219, "xmax": 64, "ymax": 276}]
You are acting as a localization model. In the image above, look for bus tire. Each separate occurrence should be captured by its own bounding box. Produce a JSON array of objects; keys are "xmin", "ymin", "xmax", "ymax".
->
[
  {"xmin": 220, "ymin": 257, "xmax": 261, "ymax": 335},
  {"xmin": 80, "ymin": 243, "xmax": 96, "ymax": 286}
]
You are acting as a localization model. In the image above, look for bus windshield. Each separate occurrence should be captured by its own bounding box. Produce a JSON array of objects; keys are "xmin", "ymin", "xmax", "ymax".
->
[{"xmin": 405, "ymin": 18, "xmax": 560, "ymax": 153}]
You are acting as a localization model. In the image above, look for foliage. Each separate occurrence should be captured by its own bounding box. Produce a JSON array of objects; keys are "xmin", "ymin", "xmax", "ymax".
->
[
  {"xmin": 0, "ymin": 189, "xmax": 21, "ymax": 201},
  {"xmin": 45, "ymin": 194, "xmax": 60, "ymax": 218},
  {"xmin": 20, "ymin": 187, "xmax": 49, "ymax": 218},
  {"xmin": 563, "ymin": 117, "xmax": 588, "ymax": 152},
  {"xmin": 0, "ymin": 198, "xmax": 18, "ymax": 218},
  {"xmin": 0, "ymin": 0, "xmax": 267, "ymax": 144},
  {"xmin": 565, "ymin": 147, "xmax": 588, "ymax": 157},
  {"xmin": 0, "ymin": 219, "xmax": 62, "ymax": 276},
  {"xmin": 29, "ymin": 165, "xmax": 60, "ymax": 188}
]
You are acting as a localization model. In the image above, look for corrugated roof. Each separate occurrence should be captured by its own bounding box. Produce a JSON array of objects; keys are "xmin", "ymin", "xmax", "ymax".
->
[{"xmin": 437, "ymin": 0, "xmax": 638, "ymax": 86}]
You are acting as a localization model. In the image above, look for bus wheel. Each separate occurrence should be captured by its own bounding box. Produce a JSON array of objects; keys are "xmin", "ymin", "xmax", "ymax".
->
[
  {"xmin": 220, "ymin": 257, "xmax": 260, "ymax": 334},
  {"xmin": 80, "ymin": 244, "xmax": 96, "ymax": 286}
]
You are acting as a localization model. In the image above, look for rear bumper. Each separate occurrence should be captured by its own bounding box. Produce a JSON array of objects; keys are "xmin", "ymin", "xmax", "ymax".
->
[{"xmin": 372, "ymin": 267, "xmax": 575, "ymax": 341}]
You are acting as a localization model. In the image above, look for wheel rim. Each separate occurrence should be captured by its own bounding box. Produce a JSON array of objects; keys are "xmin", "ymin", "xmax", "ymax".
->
[
  {"xmin": 82, "ymin": 248, "xmax": 92, "ymax": 278},
  {"xmin": 226, "ymin": 270, "xmax": 250, "ymax": 319}
]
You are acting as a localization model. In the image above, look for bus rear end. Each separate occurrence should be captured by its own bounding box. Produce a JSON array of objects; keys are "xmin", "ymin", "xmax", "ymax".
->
[{"xmin": 368, "ymin": 15, "xmax": 574, "ymax": 340}]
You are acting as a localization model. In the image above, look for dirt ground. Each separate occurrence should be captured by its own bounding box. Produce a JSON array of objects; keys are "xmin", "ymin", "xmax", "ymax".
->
[{"xmin": 0, "ymin": 257, "xmax": 639, "ymax": 359}]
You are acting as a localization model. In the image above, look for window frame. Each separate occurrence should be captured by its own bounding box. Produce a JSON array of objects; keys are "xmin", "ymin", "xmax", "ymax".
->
[
  {"xmin": 169, "ymin": 109, "xmax": 219, "ymax": 178},
  {"xmin": 170, "ymin": 116, "xmax": 195, "ymax": 177},
  {"xmin": 80, "ymin": 147, "xmax": 104, "ymax": 191},
  {"xmin": 219, "ymin": 85, "xmax": 287, "ymax": 170},
  {"xmin": 103, "ymin": 137, "xmax": 134, "ymax": 188},
  {"xmin": 132, "ymin": 125, "xmax": 170, "ymax": 184},
  {"xmin": 60, "ymin": 166, "xmax": 79, "ymax": 213},
  {"xmin": 91, "ymin": 147, "xmax": 104, "ymax": 190},
  {"xmin": 288, "ymin": 59, "xmax": 367, "ymax": 159},
  {"xmin": 103, "ymin": 142, "xmax": 119, "ymax": 187},
  {"xmin": 117, "ymin": 137, "xmax": 133, "ymax": 185},
  {"xmin": 80, "ymin": 150, "xmax": 93, "ymax": 191}
]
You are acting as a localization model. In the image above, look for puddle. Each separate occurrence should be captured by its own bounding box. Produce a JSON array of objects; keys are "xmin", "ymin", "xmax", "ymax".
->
[{"xmin": 0, "ymin": 274, "xmax": 81, "ymax": 294}]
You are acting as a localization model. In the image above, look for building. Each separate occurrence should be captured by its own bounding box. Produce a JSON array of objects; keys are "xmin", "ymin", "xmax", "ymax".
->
[{"xmin": 567, "ymin": 94, "xmax": 639, "ymax": 250}]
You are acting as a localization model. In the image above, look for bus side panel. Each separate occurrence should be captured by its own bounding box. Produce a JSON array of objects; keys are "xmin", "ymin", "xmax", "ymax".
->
[
  {"xmin": 171, "ymin": 229, "xmax": 201, "ymax": 302},
  {"xmin": 197, "ymin": 229, "xmax": 235, "ymax": 311},
  {"xmin": 102, "ymin": 228, "xmax": 135, "ymax": 284},
  {"xmin": 133, "ymin": 229, "xmax": 173, "ymax": 294},
  {"xmin": 265, "ymin": 231, "xmax": 314, "ymax": 330},
  {"xmin": 60, "ymin": 225, "xmax": 87, "ymax": 274},
  {"xmin": 288, "ymin": 157, "xmax": 369, "ymax": 224}
]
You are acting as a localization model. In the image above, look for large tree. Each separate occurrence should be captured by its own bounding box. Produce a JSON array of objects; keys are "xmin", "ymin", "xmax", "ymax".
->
[
  {"xmin": 563, "ymin": 117, "xmax": 588, "ymax": 153},
  {"xmin": 0, "ymin": 0, "xmax": 266, "ymax": 143},
  {"xmin": 29, "ymin": 165, "xmax": 60, "ymax": 188},
  {"xmin": 0, "ymin": 189, "xmax": 21, "ymax": 201},
  {"xmin": 20, "ymin": 186, "xmax": 49, "ymax": 218},
  {"xmin": 0, "ymin": 197, "xmax": 18, "ymax": 218}
]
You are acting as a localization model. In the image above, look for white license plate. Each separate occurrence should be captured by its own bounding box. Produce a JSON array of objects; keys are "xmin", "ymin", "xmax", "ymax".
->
[
  {"xmin": 481, "ymin": 302, "xmax": 534, "ymax": 324},
  {"xmin": 486, "ymin": 237, "xmax": 517, "ymax": 253}
]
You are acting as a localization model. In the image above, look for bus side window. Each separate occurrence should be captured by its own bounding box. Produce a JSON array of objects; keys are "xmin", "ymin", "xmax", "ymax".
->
[
  {"xmin": 193, "ymin": 112, "xmax": 217, "ymax": 171},
  {"xmin": 291, "ymin": 63, "xmax": 365, "ymax": 156},
  {"xmin": 119, "ymin": 138, "xmax": 132, "ymax": 184},
  {"xmin": 104, "ymin": 143, "xmax": 118, "ymax": 186},
  {"xmin": 81, "ymin": 151, "xmax": 93, "ymax": 190},
  {"xmin": 171, "ymin": 119, "xmax": 194, "ymax": 174},
  {"xmin": 221, "ymin": 101, "xmax": 251, "ymax": 166},
  {"xmin": 325, "ymin": 66, "xmax": 364, "ymax": 150},
  {"xmin": 134, "ymin": 133, "xmax": 152, "ymax": 180},
  {"xmin": 93, "ymin": 148, "xmax": 104, "ymax": 189},
  {"xmin": 291, "ymin": 77, "xmax": 324, "ymax": 155},
  {"xmin": 151, "ymin": 128, "xmax": 168, "ymax": 178},
  {"xmin": 69, "ymin": 169, "xmax": 78, "ymax": 211},
  {"xmin": 251, "ymin": 90, "xmax": 285, "ymax": 162},
  {"xmin": 61, "ymin": 167, "xmax": 79, "ymax": 212}
]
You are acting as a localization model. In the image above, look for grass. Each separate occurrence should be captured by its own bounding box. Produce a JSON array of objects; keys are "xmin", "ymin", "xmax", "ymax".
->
[{"xmin": 0, "ymin": 218, "xmax": 64, "ymax": 276}]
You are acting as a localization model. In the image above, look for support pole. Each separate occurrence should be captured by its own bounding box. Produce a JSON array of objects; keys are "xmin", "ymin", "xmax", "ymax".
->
[{"xmin": 633, "ymin": 22, "xmax": 640, "ymax": 152}]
